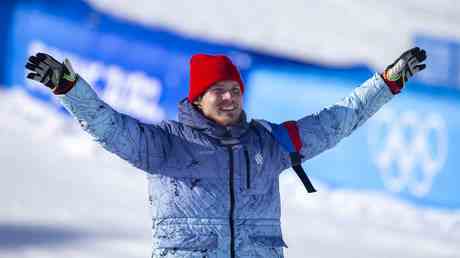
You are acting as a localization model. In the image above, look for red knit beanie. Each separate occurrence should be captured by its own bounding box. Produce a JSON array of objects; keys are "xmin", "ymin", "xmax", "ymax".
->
[{"xmin": 188, "ymin": 54, "xmax": 244, "ymax": 102}]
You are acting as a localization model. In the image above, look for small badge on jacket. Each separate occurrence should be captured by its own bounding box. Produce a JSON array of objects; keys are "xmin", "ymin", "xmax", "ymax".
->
[{"xmin": 255, "ymin": 152, "xmax": 264, "ymax": 166}]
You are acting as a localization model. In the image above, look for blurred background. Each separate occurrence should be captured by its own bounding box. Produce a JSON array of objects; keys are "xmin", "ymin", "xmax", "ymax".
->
[{"xmin": 1, "ymin": 0, "xmax": 460, "ymax": 257}]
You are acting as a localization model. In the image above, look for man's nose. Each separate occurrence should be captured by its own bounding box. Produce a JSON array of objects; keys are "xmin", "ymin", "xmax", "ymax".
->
[{"xmin": 221, "ymin": 91, "xmax": 233, "ymax": 100}]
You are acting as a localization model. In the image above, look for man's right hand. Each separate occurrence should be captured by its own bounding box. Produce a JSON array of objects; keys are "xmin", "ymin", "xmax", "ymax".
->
[{"xmin": 25, "ymin": 53, "xmax": 78, "ymax": 95}]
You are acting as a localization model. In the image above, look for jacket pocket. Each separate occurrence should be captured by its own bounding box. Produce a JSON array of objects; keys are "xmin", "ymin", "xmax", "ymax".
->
[
  {"xmin": 152, "ymin": 232, "xmax": 218, "ymax": 258},
  {"xmin": 244, "ymin": 147, "xmax": 251, "ymax": 189},
  {"xmin": 248, "ymin": 235, "xmax": 287, "ymax": 258}
]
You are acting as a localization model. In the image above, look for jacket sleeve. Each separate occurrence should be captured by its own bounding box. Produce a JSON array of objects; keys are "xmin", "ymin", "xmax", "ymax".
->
[
  {"xmin": 58, "ymin": 76, "xmax": 167, "ymax": 173},
  {"xmin": 296, "ymin": 73, "xmax": 394, "ymax": 161}
]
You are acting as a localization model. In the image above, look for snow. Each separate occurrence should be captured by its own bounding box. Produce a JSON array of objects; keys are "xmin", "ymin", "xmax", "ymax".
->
[
  {"xmin": 1, "ymin": 88, "xmax": 459, "ymax": 258},
  {"xmin": 85, "ymin": 0, "xmax": 460, "ymax": 70}
]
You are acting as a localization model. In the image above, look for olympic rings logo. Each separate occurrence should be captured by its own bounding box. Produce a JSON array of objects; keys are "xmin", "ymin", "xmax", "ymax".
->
[{"xmin": 367, "ymin": 108, "xmax": 448, "ymax": 197}]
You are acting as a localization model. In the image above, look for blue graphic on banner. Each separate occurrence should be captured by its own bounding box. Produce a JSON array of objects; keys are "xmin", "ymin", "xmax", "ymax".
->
[
  {"xmin": 246, "ymin": 66, "xmax": 460, "ymax": 209},
  {"xmin": 0, "ymin": 2, "xmax": 15, "ymax": 83},
  {"xmin": 3, "ymin": 0, "xmax": 253, "ymax": 123},
  {"xmin": 414, "ymin": 35, "xmax": 460, "ymax": 91}
]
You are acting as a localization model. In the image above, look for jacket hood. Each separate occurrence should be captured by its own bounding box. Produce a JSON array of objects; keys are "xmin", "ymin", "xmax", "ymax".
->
[{"xmin": 178, "ymin": 98, "xmax": 250, "ymax": 140}]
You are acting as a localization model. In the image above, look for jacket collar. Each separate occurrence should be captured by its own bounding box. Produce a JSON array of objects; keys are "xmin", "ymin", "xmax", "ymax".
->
[{"xmin": 178, "ymin": 98, "xmax": 250, "ymax": 140}]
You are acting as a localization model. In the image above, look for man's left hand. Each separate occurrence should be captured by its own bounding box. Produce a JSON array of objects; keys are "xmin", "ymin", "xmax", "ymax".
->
[{"xmin": 383, "ymin": 47, "xmax": 427, "ymax": 94}]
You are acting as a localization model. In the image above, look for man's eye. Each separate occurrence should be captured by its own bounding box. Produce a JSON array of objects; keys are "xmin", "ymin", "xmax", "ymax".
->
[
  {"xmin": 231, "ymin": 88, "xmax": 241, "ymax": 95},
  {"xmin": 212, "ymin": 88, "xmax": 225, "ymax": 94}
]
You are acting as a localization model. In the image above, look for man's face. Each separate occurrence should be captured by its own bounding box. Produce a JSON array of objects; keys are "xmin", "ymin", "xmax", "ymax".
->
[{"xmin": 195, "ymin": 80, "xmax": 243, "ymax": 126}]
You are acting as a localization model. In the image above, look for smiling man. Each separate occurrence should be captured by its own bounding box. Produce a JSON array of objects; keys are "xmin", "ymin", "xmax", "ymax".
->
[
  {"xmin": 193, "ymin": 80, "xmax": 242, "ymax": 125},
  {"xmin": 25, "ymin": 49, "xmax": 426, "ymax": 258},
  {"xmin": 189, "ymin": 55, "xmax": 244, "ymax": 127}
]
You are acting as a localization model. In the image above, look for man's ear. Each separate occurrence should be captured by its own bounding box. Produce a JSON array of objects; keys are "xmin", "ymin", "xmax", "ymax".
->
[
  {"xmin": 193, "ymin": 98, "xmax": 202, "ymax": 109},
  {"xmin": 192, "ymin": 100, "xmax": 201, "ymax": 109}
]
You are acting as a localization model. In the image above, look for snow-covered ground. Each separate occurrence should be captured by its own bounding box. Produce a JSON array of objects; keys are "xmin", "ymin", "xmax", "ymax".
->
[
  {"xmin": 1, "ymin": 88, "xmax": 459, "ymax": 258},
  {"xmin": 2, "ymin": 0, "xmax": 460, "ymax": 257},
  {"xmin": 86, "ymin": 0, "xmax": 460, "ymax": 70}
]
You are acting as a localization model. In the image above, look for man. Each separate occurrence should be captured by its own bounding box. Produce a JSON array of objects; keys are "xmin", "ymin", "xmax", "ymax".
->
[{"xmin": 25, "ymin": 48, "xmax": 426, "ymax": 258}]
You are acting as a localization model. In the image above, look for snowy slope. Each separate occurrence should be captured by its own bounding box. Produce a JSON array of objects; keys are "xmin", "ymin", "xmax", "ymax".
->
[
  {"xmin": 1, "ymin": 88, "xmax": 459, "ymax": 258},
  {"xmin": 85, "ymin": 0, "xmax": 460, "ymax": 69}
]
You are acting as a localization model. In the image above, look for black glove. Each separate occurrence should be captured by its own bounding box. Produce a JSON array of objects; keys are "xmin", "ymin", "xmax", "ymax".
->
[
  {"xmin": 25, "ymin": 53, "xmax": 77, "ymax": 95},
  {"xmin": 383, "ymin": 47, "xmax": 427, "ymax": 94}
]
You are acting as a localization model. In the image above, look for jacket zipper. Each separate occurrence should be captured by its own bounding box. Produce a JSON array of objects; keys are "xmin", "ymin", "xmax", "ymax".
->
[
  {"xmin": 244, "ymin": 148, "xmax": 251, "ymax": 189},
  {"xmin": 227, "ymin": 146, "xmax": 235, "ymax": 258}
]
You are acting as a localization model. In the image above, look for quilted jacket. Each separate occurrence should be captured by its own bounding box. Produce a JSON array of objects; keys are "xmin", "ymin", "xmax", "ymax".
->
[{"xmin": 59, "ymin": 74, "xmax": 393, "ymax": 257}]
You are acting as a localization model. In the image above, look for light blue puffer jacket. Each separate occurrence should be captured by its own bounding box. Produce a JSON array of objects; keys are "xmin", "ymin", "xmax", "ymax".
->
[{"xmin": 59, "ymin": 74, "xmax": 393, "ymax": 258}]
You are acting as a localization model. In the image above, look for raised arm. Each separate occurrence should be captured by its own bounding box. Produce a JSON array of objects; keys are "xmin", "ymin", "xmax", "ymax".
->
[
  {"xmin": 296, "ymin": 74, "xmax": 392, "ymax": 160},
  {"xmin": 25, "ymin": 53, "xmax": 167, "ymax": 173},
  {"xmin": 296, "ymin": 47, "xmax": 427, "ymax": 161}
]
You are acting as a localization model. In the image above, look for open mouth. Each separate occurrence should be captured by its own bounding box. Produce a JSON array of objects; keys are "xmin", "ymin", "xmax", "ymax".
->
[{"xmin": 219, "ymin": 104, "xmax": 237, "ymax": 112}]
